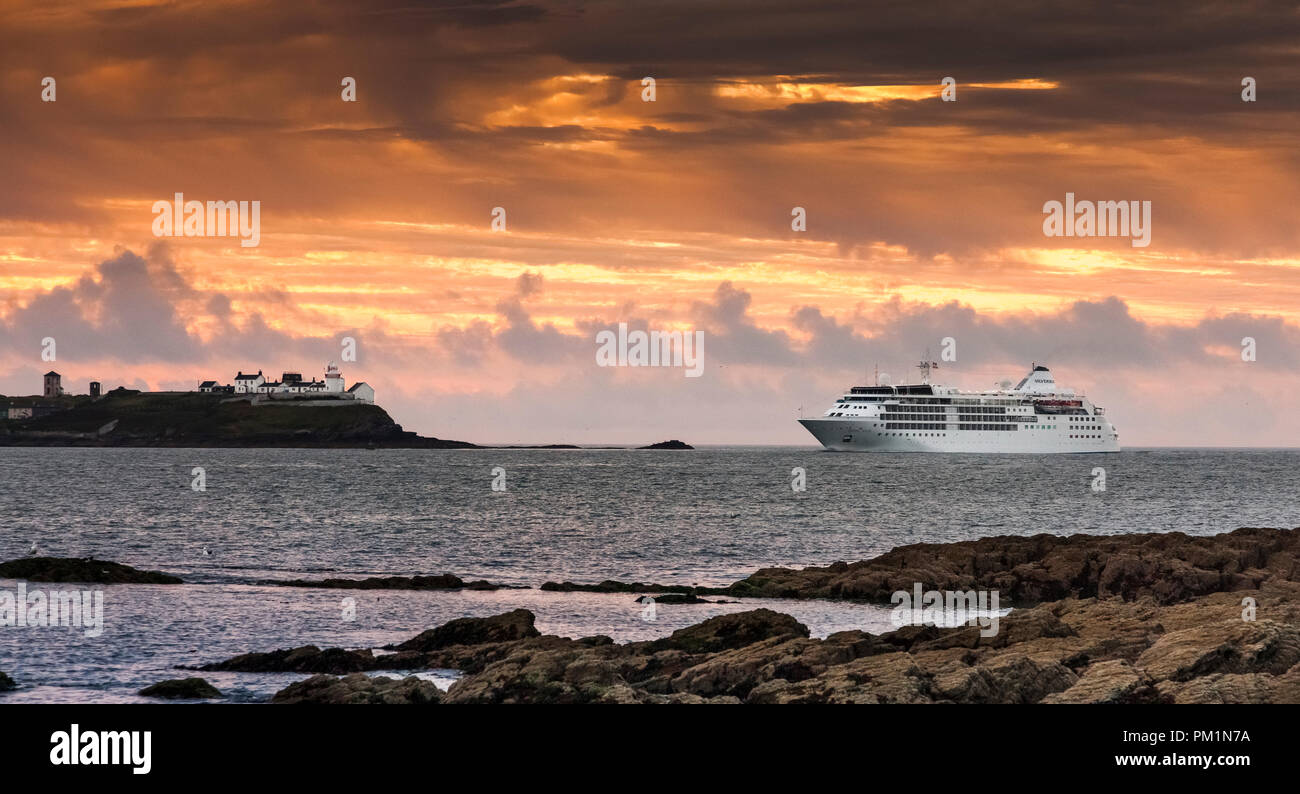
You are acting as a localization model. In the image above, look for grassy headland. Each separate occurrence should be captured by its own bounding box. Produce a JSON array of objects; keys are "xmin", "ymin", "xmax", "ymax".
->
[{"xmin": 0, "ymin": 390, "xmax": 476, "ymax": 448}]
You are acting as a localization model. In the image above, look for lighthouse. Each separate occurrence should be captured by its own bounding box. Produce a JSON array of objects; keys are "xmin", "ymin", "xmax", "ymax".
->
[{"xmin": 324, "ymin": 361, "xmax": 345, "ymax": 393}]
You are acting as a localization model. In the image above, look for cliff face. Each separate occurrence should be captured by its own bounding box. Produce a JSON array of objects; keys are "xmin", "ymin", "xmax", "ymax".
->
[{"xmin": 0, "ymin": 391, "xmax": 476, "ymax": 448}]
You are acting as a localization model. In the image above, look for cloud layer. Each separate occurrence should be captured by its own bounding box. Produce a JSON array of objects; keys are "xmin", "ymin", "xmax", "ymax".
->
[{"xmin": 2, "ymin": 1, "xmax": 1298, "ymax": 444}]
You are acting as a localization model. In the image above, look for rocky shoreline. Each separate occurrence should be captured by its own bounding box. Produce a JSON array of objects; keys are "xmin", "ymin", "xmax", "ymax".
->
[
  {"xmin": 185, "ymin": 595, "xmax": 1300, "ymax": 703},
  {"xmin": 177, "ymin": 527, "xmax": 1300, "ymax": 704},
  {"xmin": 6, "ymin": 527, "xmax": 1299, "ymax": 703}
]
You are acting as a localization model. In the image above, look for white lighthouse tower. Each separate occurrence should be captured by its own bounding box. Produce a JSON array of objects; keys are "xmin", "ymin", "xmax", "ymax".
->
[{"xmin": 324, "ymin": 361, "xmax": 345, "ymax": 393}]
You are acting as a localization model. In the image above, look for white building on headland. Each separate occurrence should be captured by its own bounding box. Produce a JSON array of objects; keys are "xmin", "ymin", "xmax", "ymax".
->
[
  {"xmin": 256, "ymin": 372, "xmax": 326, "ymax": 395},
  {"xmin": 235, "ymin": 372, "xmax": 264, "ymax": 392},
  {"xmin": 347, "ymin": 382, "xmax": 375, "ymax": 403},
  {"xmin": 200, "ymin": 363, "xmax": 373, "ymax": 403}
]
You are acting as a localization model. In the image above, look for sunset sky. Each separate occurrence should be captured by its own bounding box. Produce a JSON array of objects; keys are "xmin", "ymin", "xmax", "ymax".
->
[{"xmin": 2, "ymin": 0, "xmax": 1299, "ymax": 445}]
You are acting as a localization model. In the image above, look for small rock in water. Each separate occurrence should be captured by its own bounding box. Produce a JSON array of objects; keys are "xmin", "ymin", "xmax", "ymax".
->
[
  {"xmin": 636, "ymin": 593, "xmax": 710, "ymax": 604},
  {"xmin": 638, "ymin": 439, "xmax": 694, "ymax": 450},
  {"xmin": 139, "ymin": 677, "xmax": 223, "ymax": 699}
]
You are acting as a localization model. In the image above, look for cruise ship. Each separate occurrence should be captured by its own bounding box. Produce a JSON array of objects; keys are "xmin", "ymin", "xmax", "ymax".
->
[{"xmin": 798, "ymin": 360, "xmax": 1119, "ymax": 453}]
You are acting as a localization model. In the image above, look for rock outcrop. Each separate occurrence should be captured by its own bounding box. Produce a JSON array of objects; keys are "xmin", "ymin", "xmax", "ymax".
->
[
  {"xmin": 195, "ymin": 645, "xmax": 381, "ymax": 675},
  {"xmin": 388, "ymin": 609, "xmax": 542, "ymax": 653},
  {"xmin": 650, "ymin": 609, "xmax": 808, "ymax": 654},
  {"xmin": 0, "ymin": 557, "xmax": 182, "ymax": 584},
  {"xmin": 273, "ymin": 574, "xmax": 505, "ymax": 591},
  {"xmin": 540, "ymin": 580, "xmax": 702, "ymax": 595},
  {"xmin": 139, "ymin": 677, "xmax": 223, "ymax": 699},
  {"xmin": 272, "ymin": 673, "xmax": 441, "ymax": 704},
  {"xmin": 0, "ymin": 672, "xmax": 15, "ymax": 692},
  {"xmin": 723, "ymin": 527, "xmax": 1300, "ymax": 604}
]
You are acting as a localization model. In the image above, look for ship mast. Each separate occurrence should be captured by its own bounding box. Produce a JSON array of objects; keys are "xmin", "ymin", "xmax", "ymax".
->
[{"xmin": 916, "ymin": 349, "xmax": 939, "ymax": 385}]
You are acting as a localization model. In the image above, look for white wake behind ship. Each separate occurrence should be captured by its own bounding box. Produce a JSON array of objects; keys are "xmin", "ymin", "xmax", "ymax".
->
[{"xmin": 799, "ymin": 360, "xmax": 1119, "ymax": 453}]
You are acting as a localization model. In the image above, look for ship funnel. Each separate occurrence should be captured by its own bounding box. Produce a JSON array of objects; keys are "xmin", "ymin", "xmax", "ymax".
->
[{"xmin": 1013, "ymin": 365, "xmax": 1057, "ymax": 393}]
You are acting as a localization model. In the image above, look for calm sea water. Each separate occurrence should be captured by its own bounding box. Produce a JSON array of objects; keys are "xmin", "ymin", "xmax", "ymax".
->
[{"xmin": 1, "ymin": 446, "xmax": 1297, "ymax": 702}]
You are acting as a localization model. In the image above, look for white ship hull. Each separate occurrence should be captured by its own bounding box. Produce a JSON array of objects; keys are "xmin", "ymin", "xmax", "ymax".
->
[
  {"xmin": 799, "ymin": 363, "xmax": 1120, "ymax": 454},
  {"xmin": 799, "ymin": 417, "xmax": 1119, "ymax": 453}
]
